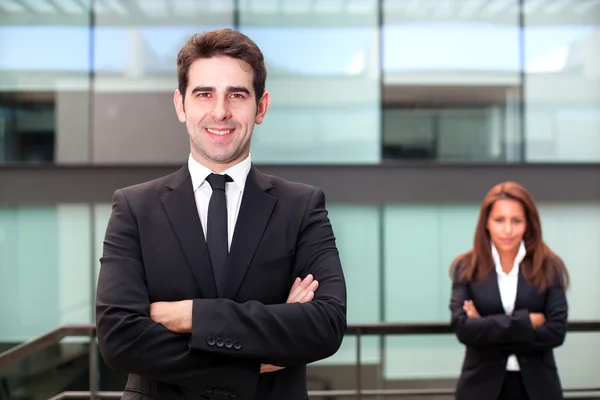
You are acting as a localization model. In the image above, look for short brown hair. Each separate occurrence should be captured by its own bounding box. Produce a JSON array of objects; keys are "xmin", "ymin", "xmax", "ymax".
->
[
  {"xmin": 450, "ymin": 181, "xmax": 569, "ymax": 292},
  {"xmin": 176, "ymin": 29, "xmax": 267, "ymax": 104}
]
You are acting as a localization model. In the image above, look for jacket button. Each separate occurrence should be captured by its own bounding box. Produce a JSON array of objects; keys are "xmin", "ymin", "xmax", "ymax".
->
[
  {"xmin": 214, "ymin": 388, "xmax": 222, "ymax": 395},
  {"xmin": 222, "ymin": 389, "xmax": 229, "ymax": 396},
  {"xmin": 205, "ymin": 387, "xmax": 213, "ymax": 394},
  {"xmin": 233, "ymin": 340, "xmax": 241, "ymax": 350},
  {"xmin": 207, "ymin": 336, "xmax": 216, "ymax": 346},
  {"xmin": 225, "ymin": 339, "xmax": 233, "ymax": 349},
  {"xmin": 230, "ymin": 391, "xmax": 238, "ymax": 398},
  {"xmin": 216, "ymin": 338, "xmax": 225, "ymax": 347}
]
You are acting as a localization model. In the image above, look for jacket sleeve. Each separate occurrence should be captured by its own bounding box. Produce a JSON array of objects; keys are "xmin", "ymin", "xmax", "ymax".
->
[
  {"xmin": 450, "ymin": 268, "xmax": 535, "ymax": 347},
  {"xmin": 530, "ymin": 276, "xmax": 568, "ymax": 347},
  {"xmin": 96, "ymin": 189, "xmax": 260, "ymax": 396},
  {"xmin": 189, "ymin": 187, "xmax": 348, "ymax": 367},
  {"xmin": 481, "ymin": 275, "xmax": 568, "ymax": 354}
]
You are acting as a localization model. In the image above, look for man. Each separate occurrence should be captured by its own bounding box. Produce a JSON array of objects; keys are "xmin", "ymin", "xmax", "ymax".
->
[{"xmin": 95, "ymin": 28, "xmax": 347, "ymax": 400}]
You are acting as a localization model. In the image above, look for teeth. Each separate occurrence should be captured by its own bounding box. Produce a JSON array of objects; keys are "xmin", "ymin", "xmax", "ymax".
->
[{"xmin": 207, "ymin": 129, "xmax": 232, "ymax": 135}]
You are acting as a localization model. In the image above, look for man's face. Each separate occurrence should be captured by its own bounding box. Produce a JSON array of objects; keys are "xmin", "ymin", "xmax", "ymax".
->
[{"xmin": 174, "ymin": 56, "xmax": 269, "ymax": 172}]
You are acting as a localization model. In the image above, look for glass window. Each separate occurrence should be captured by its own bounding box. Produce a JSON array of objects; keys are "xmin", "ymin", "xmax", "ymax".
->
[
  {"xmin": 2, "ymin": 0, "xmax": 600, "ymax": 165},
  {"xmin": 524, "ymin": 0, "xmax": 600, "ymax": 162},
  {"xmin": 240, "ymin": 0, "xmax": 381, "ymax": 164},
  {"xmin": 313, "ymin": 205, "xmax": 381, "ymax": 369},
  {"xmin": 382, "ymin": 0, "xmax": 523, "ymax": 162},
  {"xmin": 0, "ymin": 5, "xmax": 92, "ymax": 163},
  {"xmin": 0, "ymin": 205, "xmax": 93, "ymax": 342}
]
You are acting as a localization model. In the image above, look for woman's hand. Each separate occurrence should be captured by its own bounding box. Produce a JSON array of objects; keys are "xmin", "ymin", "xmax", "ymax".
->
[
  {"xmin": 463, "ymin": 300, "xmax": 480, "ymax": 318},
  {"xmin": 529, "ymin": 312, "xmax": 546, "ymax": 328}
]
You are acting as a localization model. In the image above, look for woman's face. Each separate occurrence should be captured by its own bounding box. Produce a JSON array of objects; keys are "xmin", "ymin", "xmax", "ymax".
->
[{"xmin": 487, "ymin": 199, "xmax": 527, "ymax": 254}]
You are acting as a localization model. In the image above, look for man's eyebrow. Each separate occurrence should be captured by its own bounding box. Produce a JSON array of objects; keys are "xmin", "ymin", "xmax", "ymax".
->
[
  {"xmin": 189, "ymin": 86, "xmax": 251, "ymax": 96},
  {"xmin": 190, "ymin": 86, "xmax": 214, "ymax": 94},
  {"xmin": 227, "ymin": 86, "xmax": 251, "ymax": 95}
]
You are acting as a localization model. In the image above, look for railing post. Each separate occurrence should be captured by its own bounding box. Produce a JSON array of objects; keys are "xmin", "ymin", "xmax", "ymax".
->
[
  {"xmin": 89, "ymin": 335, "xmax": 98, "ymax": 400},
  {"xmin": 356, "ymin": 327, "xmax": 362, "ymax": 400}
]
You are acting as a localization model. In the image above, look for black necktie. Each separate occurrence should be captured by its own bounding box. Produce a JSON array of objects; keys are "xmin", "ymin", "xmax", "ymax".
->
[{"xmin": 206, "ymin": 173, "xmax": 232, "ymax": 295}]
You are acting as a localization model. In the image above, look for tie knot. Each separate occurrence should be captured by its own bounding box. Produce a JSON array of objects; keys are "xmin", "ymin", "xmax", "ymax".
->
[{"xmin": 206, "ymin": 173, "xmax": 232, "ymax": 191}]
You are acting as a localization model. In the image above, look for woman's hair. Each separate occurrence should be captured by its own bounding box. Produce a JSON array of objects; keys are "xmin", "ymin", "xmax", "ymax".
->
[{"xmin": 450, "ymin": 181, "xmax": 568, "ymax": 292}]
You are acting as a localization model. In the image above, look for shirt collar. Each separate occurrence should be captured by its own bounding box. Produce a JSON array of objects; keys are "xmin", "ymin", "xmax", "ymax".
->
[
  {"xmin": 491, "ymin": 240, "xmax": 526, "ymax": 277},
  {"xmin": 187, "ymin": 153, "xmax": 252, "ymax": 193}
]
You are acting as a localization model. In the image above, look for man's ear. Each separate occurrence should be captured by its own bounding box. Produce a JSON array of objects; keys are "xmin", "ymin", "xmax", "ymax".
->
[
  {"xmin": 255, "ymin": 91, "xmax": 270, "ymax": 125},
  {"xmin": 174, "ymin": 89, "xmax": 186, "ymax": 123}
]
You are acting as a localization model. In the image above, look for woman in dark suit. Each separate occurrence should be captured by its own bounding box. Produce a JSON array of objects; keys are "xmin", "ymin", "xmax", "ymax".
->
[{"xmin": 449, "ymin": 181, "xmax": 569, "ymax": 400}]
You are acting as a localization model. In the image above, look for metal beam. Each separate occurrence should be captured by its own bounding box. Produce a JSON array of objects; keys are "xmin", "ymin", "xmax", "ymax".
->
[
  {"xmin": 1, "ymin": 163, "xmax": 599, "ymax": 205},
  {"xmin": 3, "ymin": 321, "xmax": 600, "ymax": 368}
]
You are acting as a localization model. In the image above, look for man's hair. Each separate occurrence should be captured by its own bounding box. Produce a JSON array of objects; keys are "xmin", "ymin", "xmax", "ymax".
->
[{"xmin": 176, "ymin": 28, "xmax": 267, "ymax": 104}]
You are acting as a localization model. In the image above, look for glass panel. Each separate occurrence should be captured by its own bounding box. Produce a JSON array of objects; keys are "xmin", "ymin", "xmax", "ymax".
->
[
  {"xmin": 3, "ymin": 0, "xmax": 600, "ymax": 166},
  {"xmin": 524, "ymin": 0, "xmax": 600, "ymax": 162},
  {"xmin": 382, "ymin": 0, "xmax": 523, "ymax": 162},
  {"xmin": 556, "ymin": 333, "xmax": 600, "ymax": 390},
  {"xmin": 94, "ymin": 203, "xmax": 113, "ymax": 288},
  {"xmin": 0, "ymin": 205, "xmax": 92, "ymax": 342},
  {"xmin": 537, "ymin": 203, "xmax": 600, "ymax": 321},
  {"xmin": 239, "ymin": 0, "xmax": 381, "ymax": 164},
  {"xmin": 0, "ymin": 1, "xmax": 92, "ymax": 164},
  {"xmin": 308, "ymin": 205, "xmax": 381, "ymax": 393},
  {"xmin": 383, "ymin": 204, "xmax": 476, "ymax": 380}
]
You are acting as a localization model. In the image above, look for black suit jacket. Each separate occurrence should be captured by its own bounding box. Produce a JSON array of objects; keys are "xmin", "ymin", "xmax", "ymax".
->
[
  {"xmin": 450, "ymin": 263, "xmax": 568, "ymax": 400},
  {"xmin": 95, "ymin": 165, "xmax": 347, "ymax": 400}
]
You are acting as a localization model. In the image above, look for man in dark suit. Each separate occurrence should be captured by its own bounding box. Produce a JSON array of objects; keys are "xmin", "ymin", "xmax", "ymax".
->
[{"xmin": 95, "ymin": 28, "xmax": 347, "ymax": 400}]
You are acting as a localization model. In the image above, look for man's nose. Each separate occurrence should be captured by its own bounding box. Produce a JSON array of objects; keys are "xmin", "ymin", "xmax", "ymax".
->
[{"xmin": 211, "ymin": 98, "xmax": 231, "ymax": 121}]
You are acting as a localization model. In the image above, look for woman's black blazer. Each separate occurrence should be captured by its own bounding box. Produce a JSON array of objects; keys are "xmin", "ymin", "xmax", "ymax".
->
[{"xmin": 450, "ymin": 263, "xmax": 568, "ymax": 400}]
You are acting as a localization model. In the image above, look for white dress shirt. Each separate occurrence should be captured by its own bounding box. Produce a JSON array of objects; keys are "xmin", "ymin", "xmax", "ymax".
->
[
  {"xmin": 491, "ymin": 240, "xmax": 527, "ymax": 371},
  {"xmin": 187, "ymin": 153, "xmax": 252, "ymax": 250}
]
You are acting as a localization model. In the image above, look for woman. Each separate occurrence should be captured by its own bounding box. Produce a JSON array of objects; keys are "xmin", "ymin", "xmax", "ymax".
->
[{"xmin": 449, "ymin": 181, "xmax": 569, "ymax": 400}]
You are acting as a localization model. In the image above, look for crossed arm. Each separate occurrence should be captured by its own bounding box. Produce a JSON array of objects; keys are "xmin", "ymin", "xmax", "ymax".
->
[
  {"xmin": 450, "ymin": 278, "xmax": 568, "ymax": 353},
  {"xmin": 150, "ymin": 274, "xmax": 320, "ymax": 373}
]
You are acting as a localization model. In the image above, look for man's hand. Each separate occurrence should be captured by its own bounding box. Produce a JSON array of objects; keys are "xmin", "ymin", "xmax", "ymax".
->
[
  {"xmin": 150, "ymin": 300, "xmax": 193, "ymax": 333},
  {"xmin": 529, "ymin": 312, "xmax": 546, "ymax": 328},
  {"xmin": 260, "ymin": 363, "xmax": 286, "ymax": 373},
  {"xmin": 463, "ymin": 300, "xmax": 480, "ymax": 318},
  {"xmin": 260, "ymin": 274, "xmax": 319, "ymax": 374},
  {"xmin": 287, "ymin": 274, "xmax": 319, "ymax": 303}
]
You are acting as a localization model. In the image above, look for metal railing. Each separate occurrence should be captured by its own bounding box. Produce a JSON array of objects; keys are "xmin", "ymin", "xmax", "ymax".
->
[{"xmin": 2, "ymin": 321, "xmax": 600, "ymax": 399}]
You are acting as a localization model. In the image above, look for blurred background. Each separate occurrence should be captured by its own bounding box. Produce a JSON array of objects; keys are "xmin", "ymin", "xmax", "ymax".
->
[{"xmin": 0, "ymin": 0, "xmax": 599, "ymax": 399}]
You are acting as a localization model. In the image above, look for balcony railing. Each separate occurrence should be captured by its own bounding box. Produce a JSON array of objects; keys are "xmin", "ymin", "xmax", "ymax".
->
[{"xmin": 1, "ymin": 321, "xmax": 600, "ymax": 399}]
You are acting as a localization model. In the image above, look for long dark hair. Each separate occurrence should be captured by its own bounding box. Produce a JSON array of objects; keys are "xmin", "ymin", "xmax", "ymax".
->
[{"xmin": 450, "ymin": 181, "xmax": 568, "ymax": 292}]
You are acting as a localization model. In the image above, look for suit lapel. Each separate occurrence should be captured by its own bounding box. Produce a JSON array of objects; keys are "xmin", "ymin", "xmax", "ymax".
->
[
  {"xmin": 222, "ymin": 167, "xmax": 276, "ymax": 299},
  {"xmin": 161, "ymin": 166, "xmax": 218, "ymax": 299},
  {"xmin": 481, "ymin": 269, "xmax": 506, "ymax": 315},
  {"xmin": 515, "ymin": 269, "xmax": 532, "ymax": 311}
]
